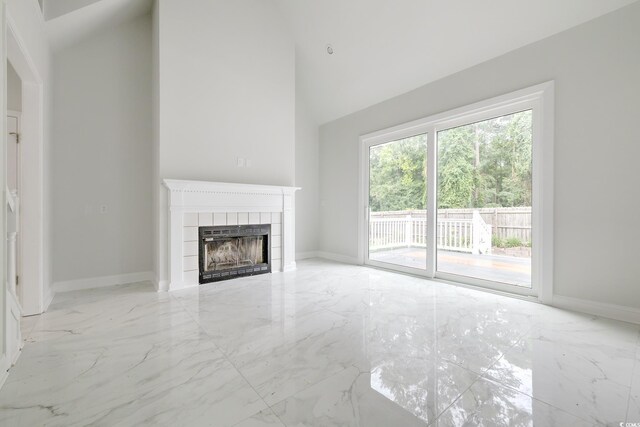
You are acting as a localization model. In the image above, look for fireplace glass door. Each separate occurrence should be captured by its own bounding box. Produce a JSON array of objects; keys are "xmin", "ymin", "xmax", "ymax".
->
[
  {"xmin": 203, "ymin": 236, "xmax": 265, "ymax": 272},
  {"xmin": 199, "ymin": 224, "xmax": 271, "ymax": 283}
]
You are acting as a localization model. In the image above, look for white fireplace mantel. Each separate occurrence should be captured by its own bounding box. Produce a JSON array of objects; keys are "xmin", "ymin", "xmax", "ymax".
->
[{"xmin": 163, "ymin": 179, "xmax": 300, "ymax": 291}]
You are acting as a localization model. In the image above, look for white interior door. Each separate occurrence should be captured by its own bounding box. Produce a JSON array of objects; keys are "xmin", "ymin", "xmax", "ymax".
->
[
  {"xmin": 7, "ymin": 115, "xmax": 19, "ymax": 193},
  {"xmin": 7, "ymin": 113, "xmax": 21, "ymax": 302}
]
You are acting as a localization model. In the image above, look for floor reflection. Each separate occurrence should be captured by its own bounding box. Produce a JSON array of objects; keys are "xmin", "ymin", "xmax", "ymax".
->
[{"xmin": 0, "ymin": 259, "xmax": 636, "ymax": 426}]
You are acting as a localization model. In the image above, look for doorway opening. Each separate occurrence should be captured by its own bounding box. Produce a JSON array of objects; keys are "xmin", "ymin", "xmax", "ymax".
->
[
  {"xmin": 7, "ymin": 62, "xmax": 22, "ymax": 307},
  {"xmin": 6, "ymin": 20, "xmax": 47, "ymax": 320}
]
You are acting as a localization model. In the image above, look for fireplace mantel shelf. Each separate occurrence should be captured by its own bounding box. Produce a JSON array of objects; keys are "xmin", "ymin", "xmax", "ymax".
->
[
  {"xmin": 163, "ymin": 179, "xmax": 300, "ymax": 291},
  {"xmin": 163, "ymin": 179, "xmax": 300, "ymax": 196}
]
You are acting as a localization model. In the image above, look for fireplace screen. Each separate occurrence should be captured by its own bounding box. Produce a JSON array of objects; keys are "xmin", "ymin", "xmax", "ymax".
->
[
  {"xmin": 203, "ymin": 236, "xmax": 264, "ymax": 271},
  {"xmin": 199, "ymin": 224, "xmax": 271, "ymax": 283}
]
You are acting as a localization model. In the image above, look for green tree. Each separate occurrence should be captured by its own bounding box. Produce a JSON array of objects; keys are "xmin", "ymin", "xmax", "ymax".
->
[
  {"xmin": 369, "ymin": 134, "xmax": 426, "ymax": 212},
  {"xmin": 477, "ymin": 111, "xmax": 532, "ymax": 207},
  {"xmin": 438, "ymin": 110, "xmax": 532, "ymax": 209},
  {"xmin": 368, "ymin": 110, "xmax": 532, "ymax": 212},
  {"xmin": 437, "ymin": 125, "xmax": 475, "ymax": 208}
]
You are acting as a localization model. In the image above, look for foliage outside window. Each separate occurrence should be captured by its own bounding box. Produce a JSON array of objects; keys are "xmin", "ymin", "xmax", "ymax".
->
[{"xmin": 367, "ymin": 111, "xmax": 532, "ymax": 212}]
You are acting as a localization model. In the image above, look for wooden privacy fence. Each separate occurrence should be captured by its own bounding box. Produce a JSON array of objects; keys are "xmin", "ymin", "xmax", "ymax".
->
[
  {"xmin": 371, "ymin": 207, "xmax": 532, "ymax": 243},
  {"xmin": 369, "ymin": 211, "xmax": 492, "ymax": 254}
]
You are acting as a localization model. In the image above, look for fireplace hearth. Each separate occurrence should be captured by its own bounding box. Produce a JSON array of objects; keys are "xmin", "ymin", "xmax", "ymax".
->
[{"xmin": 199, "ymin": 224, "xmax": 271, "ymax": 283}]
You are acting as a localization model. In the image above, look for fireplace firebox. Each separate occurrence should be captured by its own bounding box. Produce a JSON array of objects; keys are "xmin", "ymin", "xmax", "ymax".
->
[{"xmin": 199, "ymin": 224, "xmax": 271, "ymax": 284}]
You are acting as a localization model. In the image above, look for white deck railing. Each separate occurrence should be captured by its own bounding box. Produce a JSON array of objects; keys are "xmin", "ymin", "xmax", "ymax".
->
[{"xmin": 369, "ymin": 210, "xmax": 492, "ymax": 254}]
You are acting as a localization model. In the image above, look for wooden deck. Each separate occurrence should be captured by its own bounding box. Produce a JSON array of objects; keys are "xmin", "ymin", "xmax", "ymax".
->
[{"xmin": 370, "ymin": 247, "xmax": 531, "ymax": 287}]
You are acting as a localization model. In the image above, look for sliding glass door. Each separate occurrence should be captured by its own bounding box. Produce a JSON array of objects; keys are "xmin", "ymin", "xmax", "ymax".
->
[
  {"xmin": 436, "ymin": 111, "xmax": 533, "ymax": 288},
  {"xmin": 367, "ymin": 133, "xmax": 428, "ymax": 271},
  {"xmin": 362, "ymin": 83, "xmax": 552, "ymax": 297}
]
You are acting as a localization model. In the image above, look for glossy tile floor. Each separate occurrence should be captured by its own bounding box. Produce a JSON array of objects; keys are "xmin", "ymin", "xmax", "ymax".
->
[{"xmin": 1, "ymin": 259, "xmax": 639, "ymax": 426}]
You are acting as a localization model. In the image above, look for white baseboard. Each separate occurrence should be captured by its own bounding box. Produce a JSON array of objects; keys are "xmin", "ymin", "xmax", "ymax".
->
[
  {"xmin": 53, "ymin": 271, "xmax": 154, "ymax": 293},
  {"xmin": 283, "ymin": 261, "xmax": 297, "ymax": 272},
  {"xmin": 315, "ymin": 251, "xmax": 360, "ymax": 265},
  {"xmin": 2, "ymin": 289, "xmax": 23, "ymax": 386},
  {"xmin": 296, "ymin": 251, "xmax": 319, "ymax": 260},
  {"xmin": 552, "ymin": 295, "xmax": 640, "ymax": 325},
  {"xmin": 154, "ymin": 276, "xmax": 169, "ymax": 292}
]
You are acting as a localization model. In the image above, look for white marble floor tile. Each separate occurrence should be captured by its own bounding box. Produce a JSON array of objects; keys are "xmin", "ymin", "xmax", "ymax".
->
[
  {"xmin": 232, "ymin": 408, "xmax": 285, "ymax": 427},
  {"xmin": 624, "ymin": 333, "xmax": 640, "ymax": 424},
  {"xmin": 362, "ymin": 356, "xmax": 480, "ymax": 425},
  {"xmin": 19, "ymin": 313, "xmax": 41, "ymax": 340},
  {"xmin": 0, "ymin": 259, "xmax": 638, "ymax": 426},
  {"xmin": 0, "ymin": 324, "xmax": 266, "ymax": 426},
  {"xmin": 271, "ymin": 366, "xmax": 431, "ymax": 426},
  {"xmin": 436, "ymin": 377, "xmax": 598, "ymax": 427},
  {"xmin": 482, "ymin": 315, "xmax": 638, "ymax": 425},
  {"xmin": 1, "ymin": 285, "xmax": 266, "ymax": 426},
  {"xmin": 228, "ymin": 310, "xmax": 368, "ymax": 405},
  {"xmin": 430, "ymin": 298, "xmax": 531, "ymax": 374}
]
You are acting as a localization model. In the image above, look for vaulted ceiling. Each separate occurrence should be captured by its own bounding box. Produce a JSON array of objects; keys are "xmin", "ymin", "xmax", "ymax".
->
[
  {"xmin": 44, "ymin": 0, "xmax": 152, "ymax": 51},
  {"xmin": 275, "ymin": 0, "xmax": 639, "ymax": 124},
  {"xmin": 44, "ymin": 0, "xmax": 639, "ymax": 124}
]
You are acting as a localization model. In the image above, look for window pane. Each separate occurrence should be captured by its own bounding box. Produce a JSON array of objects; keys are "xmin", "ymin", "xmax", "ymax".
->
[
  {"xmin": 436, "ymin": 111, "xmax": 532, "ymax": 287},
  {"xmin": 369, "ymin": 134, "xmax": 427, "ymax": 270}
]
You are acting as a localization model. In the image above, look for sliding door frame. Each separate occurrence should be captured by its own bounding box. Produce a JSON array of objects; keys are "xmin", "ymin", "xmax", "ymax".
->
[
  {"xmin": 360, "ymin": 124, "xmax": 433, "ymax": 277},
  {"xmin": 358, "ymin": 82, "xmax": 554, "ymax": 302}
]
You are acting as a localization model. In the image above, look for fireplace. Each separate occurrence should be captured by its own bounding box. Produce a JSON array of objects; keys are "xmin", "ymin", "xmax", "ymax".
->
[
  {"xmin": 162, "ymin": 179, "xmax": 299, "ymax": 291},
  {"xmin": 199, "ymin": 224, "xmax": 271, "ymax": 284}
]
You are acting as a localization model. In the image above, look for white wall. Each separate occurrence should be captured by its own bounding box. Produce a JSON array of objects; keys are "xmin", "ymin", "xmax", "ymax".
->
[
  {"xmin": 0, "ymin": 3, "xmax": 7, "ymax": 374},
  {"xmin": 52, "ymin": 15, "xmax": 153, "ymax": 283},
  {"xmin": 319, "ymin": 3, "xmax": 640, "ymax": 309},
  {"xmin": 154, "ymin": 0, "xmax": 295, "ymax": 289},
  {"xmin": 295, "ymin": 89, "xmax": 320, "ymax": 257},
  {"xmin": 156, "ymin": 0, "xmax": 294, "ymax": 185},
  {"xmin": 151, "ymin": 0, "xmax": 160, "ymax": 286},
  {"xmin": 7, "ymin": 61, "xmax": 21, "ymax": 112}
]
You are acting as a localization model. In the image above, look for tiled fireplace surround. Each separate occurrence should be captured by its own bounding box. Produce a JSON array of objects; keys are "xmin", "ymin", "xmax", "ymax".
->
[{"xmin": 163, "ymin": 179, "xmax": 299, "ymax": 291}]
